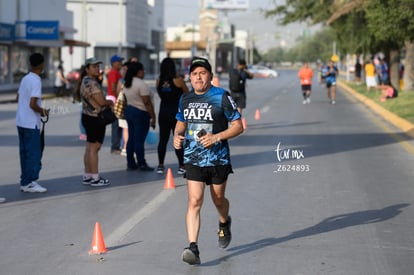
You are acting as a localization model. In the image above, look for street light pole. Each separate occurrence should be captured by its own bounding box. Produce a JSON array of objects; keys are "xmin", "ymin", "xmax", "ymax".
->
[
  {"xmin": 82, "ymin": 0, "xmax": 87, "ymax": 62},
  {"xmin": 118, "ymin": 0, "xmax": 123, "ymax": 55}
]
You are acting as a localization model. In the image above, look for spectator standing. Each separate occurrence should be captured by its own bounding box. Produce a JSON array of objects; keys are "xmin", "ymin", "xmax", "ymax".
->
[
  {"xmin": 228, "ymin": 59, "xmax": 253, "ymax": 116},
  {"xmin": 107, "ymin": 54, "xmax": 124, "ymax": 154},
  {"xmin": 54, "ymin": 62, "xmax": 69, "ymax": 96},
  {"xmin": 174, "ymin": 56, "xmax": 244, "ymax": 265},
  {"xmin": 379, "ymin": 58, "xmax": 389, "ymax": 85},
  {"xmin": 365, "ymin": 59, "xmax": 377, "ymax": 92},
  {"xmin": 323, "ymin": 60, "xmax": 339, "ymax": 104},
  {"xmin": 123, "ymin": 62, "xmax": 156, "ymax": 171},
  {"xmin": 355, "ymin": 60, "xmax": 362, "ymax": 84},
  {"xmin": 156, "ymin": 57, "xmax": 189, "ymax": 175},
  {"xmin": 16, "ymin": 53, "xmax": 49, "ymax": 193},
  {"xmin": 77, "ymin": 57, "xmax": 113, "ymax": 187},
  {"xmin": 116, "ymin": 61, "xmax": 131, "ymax": 157},
  {"xmin": 297, "ymin": 62, "xmax": 314, "ymax": 104}
]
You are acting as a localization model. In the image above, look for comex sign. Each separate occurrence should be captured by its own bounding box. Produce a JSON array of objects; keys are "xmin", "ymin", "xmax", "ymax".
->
[{"xmin": 26, "ymin": 21, "xmax": 59, "ymax": 40}]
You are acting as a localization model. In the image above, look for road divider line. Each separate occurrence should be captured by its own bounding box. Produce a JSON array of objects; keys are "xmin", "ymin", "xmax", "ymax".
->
[{"xmin": 105, "ymin": 189, "xmax": 175, "ymax": 245}]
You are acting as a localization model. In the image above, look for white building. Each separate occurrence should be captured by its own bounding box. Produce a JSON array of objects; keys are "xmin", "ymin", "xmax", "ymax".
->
[
  {"xmin": 64, "ymin": 0, "xmax": 164, "ymax": 76},
  {"xmin": 0, "ymin": 0, "xmax": 164, "ymax": 92},
  {"xmin": 0, "ymin": 0, "xmax": 78, "ymax": 91}
]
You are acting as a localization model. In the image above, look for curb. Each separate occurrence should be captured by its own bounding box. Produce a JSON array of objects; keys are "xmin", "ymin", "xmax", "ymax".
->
[{"xmin": 338, "ymin": 80, "xmax": 414, "ymax": 138}]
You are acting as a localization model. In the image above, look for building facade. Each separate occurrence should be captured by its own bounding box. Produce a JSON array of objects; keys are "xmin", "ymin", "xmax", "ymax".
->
[
  {"xmin": 64, "ymin": 0, "xmax": 164, "ymax": 77},
  {"xmin": 0, "ymin": 0, "xmax": 82, "ymax": 92},
  {"xmin": 165, "ymin": 7, "xmax": 248, "ymax": 75},
  {"xmin": 0, "ymin": 0, "xmax": 163, "ymax": 93}
]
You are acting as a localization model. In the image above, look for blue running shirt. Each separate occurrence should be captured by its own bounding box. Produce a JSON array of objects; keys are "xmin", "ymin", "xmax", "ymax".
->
[{"xmin": 176, "ymin": 86, "xmax": 241, "ymax": 167}]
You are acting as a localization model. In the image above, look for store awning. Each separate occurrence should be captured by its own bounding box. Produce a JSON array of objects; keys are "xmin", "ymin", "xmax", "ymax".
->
[{"xmin": 64, "ymin": 39, "xmax": 90, "ymax": 47}]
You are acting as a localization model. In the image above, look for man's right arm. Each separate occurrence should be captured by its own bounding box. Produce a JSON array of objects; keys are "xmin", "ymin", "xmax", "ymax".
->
[{"xmin": 174, "ymin": 121, "xmax": 187, "ymax": 149}]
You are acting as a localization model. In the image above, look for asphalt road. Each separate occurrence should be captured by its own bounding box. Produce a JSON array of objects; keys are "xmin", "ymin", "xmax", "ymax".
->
[{"xmin": 1, "ymin": 70, "xmax": 414, "ymax": 274}]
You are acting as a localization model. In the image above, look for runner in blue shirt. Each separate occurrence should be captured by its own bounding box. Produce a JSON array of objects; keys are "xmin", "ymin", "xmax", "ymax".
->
[
  {"xmin": 323, "ymin": 60, "xmax": 339, "ymax": 104},
  {"xmin": 174, "ymin": 56, "xmax": 243, "ymax": 265}
]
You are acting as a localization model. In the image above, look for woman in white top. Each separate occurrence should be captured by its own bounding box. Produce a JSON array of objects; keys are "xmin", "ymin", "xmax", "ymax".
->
[{"xmin": 123, "ymin": 62, "xmax": 156, "ymax": 171}]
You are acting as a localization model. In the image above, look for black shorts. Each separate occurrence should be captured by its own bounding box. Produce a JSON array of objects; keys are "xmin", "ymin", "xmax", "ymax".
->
[
  {"xmin": 184, "ymin": 164, "xmax": 233, "ymax": 185},
  {"xmin": 301, "ymin": 84, "xmax": 311, "ymax": 91},
  {"xmin": 82, "ymin": 113, "xmax": 106, "ymax": 144},
  {"xmin": 326, "ymin": 80, "xmax": 336, "ymax": 88},
  {"xmin": 231, "ymin": 92, "xmax": 246, "ymax": 109}
]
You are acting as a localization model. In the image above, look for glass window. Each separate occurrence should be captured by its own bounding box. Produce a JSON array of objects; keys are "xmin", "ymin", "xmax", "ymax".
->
[
  {"xmin": 0, "ymin": 45, "xmax": 9, "ymax": 84},
  {"xmin": 11, "ymin": 46, "xmax": 29, "ymax": 83}
]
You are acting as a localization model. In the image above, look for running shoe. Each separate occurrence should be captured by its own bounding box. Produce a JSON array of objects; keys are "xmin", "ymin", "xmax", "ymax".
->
[
  {"xmin": 177, "ymin": 167, "xmax": 186, "ymax": 175},
  {"xmin": 90, "ymin": 177, "xmax": 110, "ymax": 187},
  {"xmin": 181, "ymin": 243, "xmax": 200, "ymax": 265},
  {"xmin": 156, "ymin": 166, "xmax": 164, "ymax": 174},
  {"xmin": 20, "ymin": 181, "xmax": 47, "ymax": 193},
  {"xmin": 218, "ymin": 216, "xmax": 232, "ymax": 248},
  {"xmin": 82, "ymin": 177, "xmax": 93, "ymax": 185},
  {"xmin": 306, "ymin": 97, "xmax": 311, "ymax": 104}
]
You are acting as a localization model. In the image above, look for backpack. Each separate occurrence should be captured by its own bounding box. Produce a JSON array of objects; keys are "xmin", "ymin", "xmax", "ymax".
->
[{"xmin": 229, "ymin": 69, "xmax": 244, "ymax": 92}]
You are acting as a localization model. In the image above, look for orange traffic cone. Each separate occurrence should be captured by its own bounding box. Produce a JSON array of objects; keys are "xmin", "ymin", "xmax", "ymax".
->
[
  {"xmin": 242, "ymin": 117, "xmax": 247, "ymax": 130},
  {"xmin": 89, "ymin": 222, "xmax": 107, "ymax": 255},
  {"xmin": 254, "ymin": 109, "xmax": 261, "ymax": 121},
  {"xmin": 164, "ymin": 168, "xmax": 175, "ymax": 189}
]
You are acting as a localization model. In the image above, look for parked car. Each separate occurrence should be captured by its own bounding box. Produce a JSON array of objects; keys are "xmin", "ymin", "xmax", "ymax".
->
[
  {"xmin": 248, "ymin": 65, "xmax": 278, "ymax": 78},
  {"xmin": 66, "ymin": 68, "xmax": 81, "ymax": 84}
]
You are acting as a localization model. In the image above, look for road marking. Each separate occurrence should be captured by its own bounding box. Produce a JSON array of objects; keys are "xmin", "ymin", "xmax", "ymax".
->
[
  {"xmin": 105, "ymin": 189, "xmax": 176, "ymax": 245},
  {"xmin": 261, "ymin": 105, "xmax": 270, "ymax": 114}
]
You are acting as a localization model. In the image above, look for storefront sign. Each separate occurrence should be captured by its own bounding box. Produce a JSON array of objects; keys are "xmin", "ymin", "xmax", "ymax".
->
[
  {"xmin": 0, "ymin": 23, "xmax": 14, "ymax": 41},
  {"xmin": 26, "ymin": 21, "xmax": 59, "ymax": 40}
]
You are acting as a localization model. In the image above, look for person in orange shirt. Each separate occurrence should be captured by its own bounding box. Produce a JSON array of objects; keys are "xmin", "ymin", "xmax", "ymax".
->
[{"xmin": 298, "ymin": 62, "xmax": 314, "ymax": 104}]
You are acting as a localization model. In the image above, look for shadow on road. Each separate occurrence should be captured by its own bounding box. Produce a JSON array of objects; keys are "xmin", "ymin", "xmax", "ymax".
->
[
  {"xmin": 0, "ymin": 167, "xmax": 185, "ymax": 204},
  {"xmin": 202, "ymin": 203, "xmax": 410, "ymax": 266}
]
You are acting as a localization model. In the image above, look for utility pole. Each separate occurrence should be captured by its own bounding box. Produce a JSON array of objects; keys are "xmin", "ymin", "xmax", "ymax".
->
[
  {"xmin": 118, "ymin": 0, "xmax": 123, "ymax": 55},
  {"xmin": 82, "ymin": 0, "xmax": 87, "ymax": 62}
]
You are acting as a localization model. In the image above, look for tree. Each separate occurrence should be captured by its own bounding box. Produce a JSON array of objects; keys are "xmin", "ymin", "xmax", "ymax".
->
[
  {"xmin": 265, "ymin": 0, "xmax": 414, "ymax": 90},
  {"xmin": 364, "ymin": 0, "xmax": 414, "ymax": 89}
]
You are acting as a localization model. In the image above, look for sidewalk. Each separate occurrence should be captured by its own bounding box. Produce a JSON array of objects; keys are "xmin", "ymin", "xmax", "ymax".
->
[
  {"xmin": 0, "ymin": 78, "xmax": 157, "ymax": 104},
  {"xmin": 0, "ymin": 87, "xmax": 56, "ymax": 104}
]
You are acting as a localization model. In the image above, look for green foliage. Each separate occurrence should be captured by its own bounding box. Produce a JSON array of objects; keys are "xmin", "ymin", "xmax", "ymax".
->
[
  {"xmin": 264, "ymin": 0, "xmax": 414, "ymax": 57},
  {"xmin": 366, "ymin": 0, "xmax": 414, "ymax": 47},
  {"xmin": 261, "ymin": 28, "xmax": 336, "ymax": 63},
  {"xmin": 265, "ymin": 0, "xmax": 331, "ymax": 25}
]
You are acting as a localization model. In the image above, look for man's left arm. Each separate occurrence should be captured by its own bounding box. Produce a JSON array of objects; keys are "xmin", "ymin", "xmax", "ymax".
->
[{"xmin": 29, "ymin": 97, "xmax": 49, "ymax": 117}]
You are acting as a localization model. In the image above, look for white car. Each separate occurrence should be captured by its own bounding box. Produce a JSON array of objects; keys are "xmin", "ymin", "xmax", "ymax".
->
[{"xmin": 248, "ymin": 65, "xmax": 278, "ymax": 78}]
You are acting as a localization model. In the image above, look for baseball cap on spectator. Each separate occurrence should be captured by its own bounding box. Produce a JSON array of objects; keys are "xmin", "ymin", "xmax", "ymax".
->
[
  {"xmin": 110, "ymin": 54, "xmax": 124, "ymax": 63},
  {"xmin": 84, "ymin": 57, "xmax": 102, "ymax": 66},
  {"xmin": 189, "ymin": 56, "xmax": 212, "ymax": 73}
]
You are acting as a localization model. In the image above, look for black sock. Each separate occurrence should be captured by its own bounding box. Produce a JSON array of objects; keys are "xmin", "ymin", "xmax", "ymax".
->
[{"xmin": 219, "ymin": 217, "xmax": 230, "ymax": 227}]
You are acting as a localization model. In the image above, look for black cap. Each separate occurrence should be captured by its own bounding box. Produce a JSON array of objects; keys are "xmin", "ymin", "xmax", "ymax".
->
[{"xmin": 189, "ymin": 56, "xmax": 212, "ymax": 73}]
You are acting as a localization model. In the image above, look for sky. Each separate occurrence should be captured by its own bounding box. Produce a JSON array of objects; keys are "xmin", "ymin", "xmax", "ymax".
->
[
  {"xmin": 164, "ymin": 0, "xmax": 275, "ymax": 27},
  {"xmin": 164, "ymin": 0, "xmax": 320, "ymax": 52}
]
